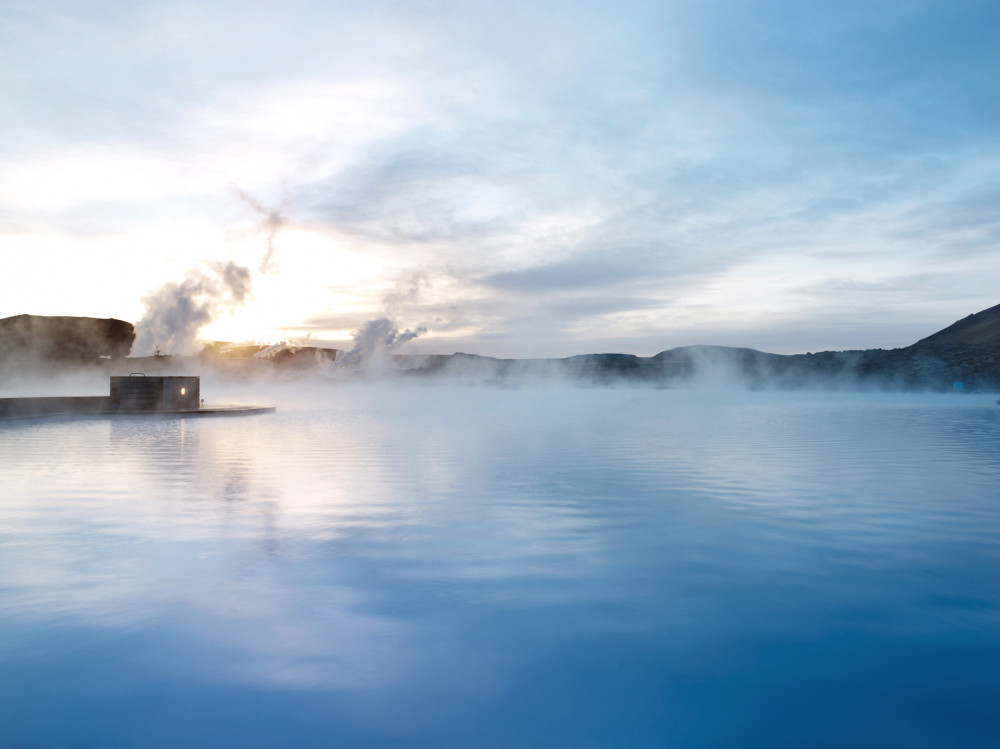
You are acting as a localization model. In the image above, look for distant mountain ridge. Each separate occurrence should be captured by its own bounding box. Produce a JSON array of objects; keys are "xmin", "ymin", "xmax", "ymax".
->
[
  {"xmin": 395, "ymin": 305, "xmax": 1000, "ymax": 391},
  {"xmin": 1, "ymin": 305, "xmax": 999, "ymax": 391}
]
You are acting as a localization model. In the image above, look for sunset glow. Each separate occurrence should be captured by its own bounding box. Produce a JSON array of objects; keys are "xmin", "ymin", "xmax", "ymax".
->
[{"xmin": 1, "ymin": 1, "xmax": 997, "ymax": 357}]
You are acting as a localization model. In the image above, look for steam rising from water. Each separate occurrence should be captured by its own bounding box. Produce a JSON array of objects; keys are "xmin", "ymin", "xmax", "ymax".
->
[
  {"xmin": 134, "ymin": 261, "xmax": 251, "ymax": 356},
  {"xmin": 323, "ymin": 273, "xmax": 430, "ymax": 376},
  {"xmin": 133, "ymin": 192, "xmax": 288, "ymax": 356},
  {"xmin": 130, "ymin": 191, "xmax": 433, "ymax": 365},
  {"xmin": 330, "ymin": 317, "xmax": 427, "ymax": 376},
  {"xmin": 235, "ymin": 189, "xmax": 286, "ymax": 275}
]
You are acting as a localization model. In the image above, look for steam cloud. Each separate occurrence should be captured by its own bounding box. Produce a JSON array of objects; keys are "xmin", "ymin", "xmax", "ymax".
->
[
  {"xmin": 382, "ymin": 274, "xmax": 425, "ymax": 315},
  {"xmin": 332, "ymin": 317, "xmax": 427, "ymax": 375},
  {"xmin": 133, "ymin": 200, "xmax": 430, "ymax": 365},
  {"xmin": 321, "ymin": 273, "xmax": 430, "ymax": 376},
  {"xmin": 134, "ymin": 261, "xmax": 251, "ymax": 356},
  {"xmin": 133, "ymin": 191, "xmax": 288, "ymax": 357},
  {"xmin": 326, "ymin": 273, "xmax": 429, "ymax": 375},
  {"xmin": 236, "ymin": 189, "xmax": 286, "ymax": 275}
]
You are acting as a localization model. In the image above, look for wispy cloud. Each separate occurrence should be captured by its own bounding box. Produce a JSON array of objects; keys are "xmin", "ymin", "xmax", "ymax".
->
[{"xmin": 1, "ymin": 0, "xmax": 998, "ymax": 354}]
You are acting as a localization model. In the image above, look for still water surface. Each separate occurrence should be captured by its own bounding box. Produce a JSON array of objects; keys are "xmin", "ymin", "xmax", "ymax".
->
[{"xmin": 2, "ymin": 387, "xmax": 999, "ymax": 747}]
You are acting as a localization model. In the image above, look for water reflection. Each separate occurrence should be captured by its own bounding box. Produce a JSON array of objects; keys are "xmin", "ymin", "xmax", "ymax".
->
[{"xmin": 1, "ymin": 389, "xmax": 999, "ymax": 747}]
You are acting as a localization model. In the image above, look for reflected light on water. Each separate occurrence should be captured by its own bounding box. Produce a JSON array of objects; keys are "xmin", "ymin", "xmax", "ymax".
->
[{"xmin": 1, "ymin": 388, "xmax": 999, "ymax": 747}]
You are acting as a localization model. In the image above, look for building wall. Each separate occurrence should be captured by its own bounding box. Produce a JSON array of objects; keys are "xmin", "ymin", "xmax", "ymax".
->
[
  {"xmin": 110, "ymin": 376, "xmax": 200, "ymax": 412},
  {"xmin": 159, "ymin": 376, "xmax": 200, "ymax": 410},
  {"xmin": 0, "ymin": 396, "xmax": 111, "ymax": 419}
]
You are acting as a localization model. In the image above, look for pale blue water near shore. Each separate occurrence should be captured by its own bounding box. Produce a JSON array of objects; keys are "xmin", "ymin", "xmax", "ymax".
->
[{"xmin": 1, "ymin": 386, "xmax": 999, "ymax": 748}]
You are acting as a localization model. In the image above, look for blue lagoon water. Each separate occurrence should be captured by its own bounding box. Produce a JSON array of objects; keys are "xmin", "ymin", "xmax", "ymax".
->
[{"xmin": 1, "ymin": 387, "xmax": 999, "ymax": 747}]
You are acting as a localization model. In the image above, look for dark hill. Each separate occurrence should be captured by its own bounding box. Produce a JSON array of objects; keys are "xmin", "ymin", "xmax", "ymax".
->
[
  {"xmin": 913, "ymin": 303, "xmax": 1000, "ymax": 346},
  {"xmin": 0, "ymin": 315, "xmax": 134, "ymax": 367},
  {"xmin": 395, "ymin": 304, "xmax": 1000, "ymax": 391},
  {"xmin": 2, "ymin": 305, "xmax": 998, "ymax": 391}
]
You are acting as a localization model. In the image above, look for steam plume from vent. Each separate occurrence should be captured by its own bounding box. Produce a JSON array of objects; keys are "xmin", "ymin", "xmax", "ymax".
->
[
  {"xmin": 253, "ymin": 340, "xmax": 292, "ymax": 359},
  {"xmin": 324, "ymin": 273, "xmax": 430, "ymax": 376},
  {"xmin": 235, "ymin": 189, "xmax": 286, "ymax": 275},
  {"xmin": 134, "ymin": 261, "xmax": 252, "ymax": 356},
  {"xmin": 382, "ymin": 274, "xmax": 425, "ymax": 315},
  {"xmin": 332, "ymin": 317, "xmax": 427, "ymax": 375},
  {"xmin": 133, "ymin": 190, "xmax": 287, "ymax": 357}
]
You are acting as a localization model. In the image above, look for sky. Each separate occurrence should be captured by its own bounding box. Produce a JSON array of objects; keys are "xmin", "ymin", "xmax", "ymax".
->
[{"xmin": 1, "ymin": 0, "xmax": 998, "ymax": 357}]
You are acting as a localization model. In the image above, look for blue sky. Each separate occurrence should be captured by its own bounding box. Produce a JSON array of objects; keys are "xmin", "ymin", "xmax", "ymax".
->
[{"xmin": 1, "ymin": 0, "xmax": 998, "ymax": 356}]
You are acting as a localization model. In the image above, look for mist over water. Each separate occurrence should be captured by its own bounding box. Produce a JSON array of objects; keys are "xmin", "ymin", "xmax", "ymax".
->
[{"xmin": 2, "ymin": 388, "xmax": 999, "ymax": 747}]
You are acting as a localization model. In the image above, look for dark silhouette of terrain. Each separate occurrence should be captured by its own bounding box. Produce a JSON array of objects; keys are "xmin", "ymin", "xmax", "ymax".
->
[
  {"xmin": 0, "ymin": 315, "xmax": 134, "ymax": 375},
  {"xmin": 1, "ymin": 304, "xmax": 999, "ymax": 391},
  {"xmin": 914, "ymin": 303, "xmax": 1000, "ymax": 346},
  {"xmin": 396, "ymin": 304, "xmax": 1000, "ymax": 391}
]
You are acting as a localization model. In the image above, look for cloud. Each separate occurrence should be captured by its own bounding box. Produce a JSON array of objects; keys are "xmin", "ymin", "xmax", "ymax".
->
[
  {"xmin": 481, "ymin": 254, "xmax": 650, "ymax": 294},
  {"xmin": 2, "ymin": 0, "xmax": 999, "ymax": 355},
  {"xmin": 298, "ymin": 128, "xmax": 537, "ymax": 250},
  {"xmin": 543, "ymin": 295, "xmax": 664, "ymax": 319},
  {"xmin": 796, "ymin": 274, "xmax": 941, "ymax": 297}
]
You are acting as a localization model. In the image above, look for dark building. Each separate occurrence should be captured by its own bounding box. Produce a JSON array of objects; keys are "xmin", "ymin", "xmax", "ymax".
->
[
  {"xmin": 110, "ymin": 375, "xmax": 200, "ymax": 412},
  {"xmin": 1, "ymin": 375, "xmax": 275, "ymax": 419}
]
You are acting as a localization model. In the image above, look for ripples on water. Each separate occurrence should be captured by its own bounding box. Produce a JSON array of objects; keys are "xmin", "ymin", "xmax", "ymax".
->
[{"xmin": 2, "ymin": 387, "xmax": 999, "ymax": 747}]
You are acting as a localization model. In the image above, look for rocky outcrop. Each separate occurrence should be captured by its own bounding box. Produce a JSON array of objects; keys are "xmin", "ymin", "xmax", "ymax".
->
[{"xmin": 0, "ymin": 315, "xmax": 134, "ymax": 370}]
